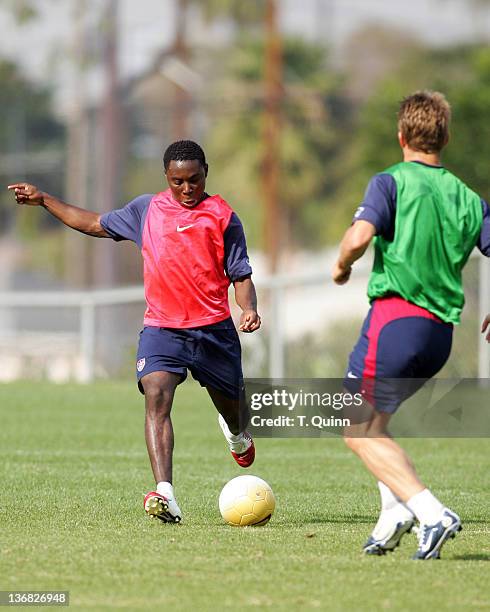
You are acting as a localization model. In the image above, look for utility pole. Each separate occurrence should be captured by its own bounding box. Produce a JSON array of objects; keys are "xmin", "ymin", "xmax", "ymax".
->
[
  {"xmin": 94, "ymin": 0, "xmax": 121, "ymax": 287},
  {"xmin": 65, "ymin": 0, "xmax": 90, "ymax": 287},
  {"xmin": 262, "ymin": 0, "xmax": 282, "ymax": 274},
  {"xmin": 173, "ymin": 0, "xmax": 190, "ymax": 139}
]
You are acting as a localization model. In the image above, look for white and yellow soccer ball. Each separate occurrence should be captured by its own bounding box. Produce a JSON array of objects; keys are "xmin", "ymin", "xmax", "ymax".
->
[{"xmin": 219, "ymin": 475, "xmax": 276, "ymax": 526}]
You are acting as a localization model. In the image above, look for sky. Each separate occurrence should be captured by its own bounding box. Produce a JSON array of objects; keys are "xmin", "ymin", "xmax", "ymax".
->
[
  {"xmin": 282, "ymin": 0, "xmax": 488, "ymax": 47},
  {"xmin": 0, "ymin": 0, "xmax": 488, "ymax": 115}
]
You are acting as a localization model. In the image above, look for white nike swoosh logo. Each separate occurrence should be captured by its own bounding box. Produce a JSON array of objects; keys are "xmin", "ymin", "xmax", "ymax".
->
[
  {"xmin": 347, "ymin": 371, "xmax": 358, "ymax": 378},
  {"xmin": 176, "ymin": 224, "xmax": 194, "ymax": 232}
]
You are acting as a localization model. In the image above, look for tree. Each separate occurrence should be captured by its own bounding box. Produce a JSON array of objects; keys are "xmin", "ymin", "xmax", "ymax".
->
[
  {"xmin": 204, "ymin": 36, "xmax": 350, "ymax": 250},
  {"xmin": 197, "ymin": 0, "xmax": 264, "ymax": 25},
  {"xmin": 4, "ymin": 0, "xmax": 39, "ymax": 23},
  {"xmin": 328, "ymin": 44, "xmax": 490, "ymax": 240},
  {"xmin": 0, "ymin": 60, "xmax": 64, "ymax": 235},
  {"xmin": 362, "ymin": 46, "xmax": 490, "ymax": 192}
]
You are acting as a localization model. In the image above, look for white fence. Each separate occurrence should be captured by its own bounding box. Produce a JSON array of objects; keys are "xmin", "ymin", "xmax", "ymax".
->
[{"xmin": 1, "ymin": 252, "xmax": 490, "ymax": 383}]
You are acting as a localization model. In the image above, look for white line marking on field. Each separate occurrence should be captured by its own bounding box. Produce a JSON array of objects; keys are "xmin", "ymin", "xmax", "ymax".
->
[{"xmin": 0, "ymin": 449, "xmax": 146, "ymax": 458}]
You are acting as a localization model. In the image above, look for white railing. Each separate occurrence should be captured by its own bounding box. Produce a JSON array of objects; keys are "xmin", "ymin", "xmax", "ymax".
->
[
  {"xmin": 1, "ymin": 252, "xmax": 489, "ymax": 382},
  {"xmin": 0, "ymin": 286, "xmax": 144, "ymax": 382}
]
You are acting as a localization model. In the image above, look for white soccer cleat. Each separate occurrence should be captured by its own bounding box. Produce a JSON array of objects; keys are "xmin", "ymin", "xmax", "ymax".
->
[
  {"xmin": 144, "ymin": 491, "xmax": 182, "ymax": 523},
  {"xmin": 413, "ymin": 509, "xmax": 462, "ymax": 560},
  {"xmin": 363, "ymin": 507, "xmax": 415, "ymax": 555}
]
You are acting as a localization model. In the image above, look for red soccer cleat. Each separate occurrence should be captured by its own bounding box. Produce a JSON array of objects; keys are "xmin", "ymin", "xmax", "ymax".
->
[
  {"xmin": 231, "ymin": 433, "xmax": 255, "ymax": 468},
  {"xmin": 143, "ymin": 491, "xmax": 182, "ymax": 523}
]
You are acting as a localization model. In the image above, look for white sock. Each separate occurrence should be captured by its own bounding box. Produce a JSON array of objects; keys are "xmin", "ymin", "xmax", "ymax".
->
[
  {"xmin": 218, "ymin": 414, "xmax": 250, "ymax": 454},
  {"xmin": 378, "ymin": 482, "xmax": 413, "ymax": 518},
  {"xmin": 371, "ymin": 483, "xmax": 414, "ymax": 540},
  {"xmin": 406, "ymin": 488, "xmax": 445, "ymax": 525},
  {"xmin": 156, "ymin": 481, "xmax": 174, "ymax": 499},
  {"xmin": 378, "ymin": 481, "xmax": 403, "ymax": 512},
  {"xmin": 218, "ymin": 413, "xmax": 244, "ymax": 442}
]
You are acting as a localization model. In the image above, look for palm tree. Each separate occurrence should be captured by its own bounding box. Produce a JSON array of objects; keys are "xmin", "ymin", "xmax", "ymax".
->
[{"xmin": 197, "ymin": 0, "xmax": 265, "ymax": 25}]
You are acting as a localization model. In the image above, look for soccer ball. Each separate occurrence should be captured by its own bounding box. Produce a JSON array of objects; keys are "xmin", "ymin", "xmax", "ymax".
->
[{"xmin": 219, "ymin": 475, "xmax": 276, "ymax": 526}]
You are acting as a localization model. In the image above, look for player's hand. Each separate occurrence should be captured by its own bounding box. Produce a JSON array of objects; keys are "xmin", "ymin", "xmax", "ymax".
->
[
  {"xmin": 481, "ymin": 314, "xmax": 490, "ymax": 343},
  {"xmin": 8, "ymin": 183, "xmax": 45, "ymax": 206},
  {"xmin": 332, "ymin": 261, "xmax": 352, "ymax": 285},
  {"xmin": 239, "ymin": 309, "xmax": 261, "ymax": 333}
]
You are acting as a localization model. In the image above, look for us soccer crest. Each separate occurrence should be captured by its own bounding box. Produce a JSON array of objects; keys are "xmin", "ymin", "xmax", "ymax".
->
[{"xmin": 137, "ymin": 358, "xmax": 146, "ymax": 372}]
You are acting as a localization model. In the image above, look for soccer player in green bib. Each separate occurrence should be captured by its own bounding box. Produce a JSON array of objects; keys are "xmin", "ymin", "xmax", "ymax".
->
[{"xmin": 332, "ymin": 91, "xmax": 490, "ymax": 559}]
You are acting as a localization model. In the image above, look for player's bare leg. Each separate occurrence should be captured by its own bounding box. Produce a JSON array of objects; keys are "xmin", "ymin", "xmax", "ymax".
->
[
  {"xmin": 207, "ymin": 385, "xmax": 249, "ymax": 434},
  {"xmin": 344, "ymin": 410, "xmax": 424, "ymax": 501},
  {"xmin": 207, "ymin": 385, "xmax": 255, "ymax": 467},
  {"xmin": 141, "ymin": 370, "xmax": 182, "ymax": 522},
  {"xmin": 344, "ymin": 406, "xmax": 461, "ymax": 558},
  {"xmin": 142, "ymin": 370, "xmax": 180, "ymax": 483}
]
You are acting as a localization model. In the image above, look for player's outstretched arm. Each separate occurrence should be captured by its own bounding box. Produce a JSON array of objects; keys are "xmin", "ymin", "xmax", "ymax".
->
[
  {"xmin": 332, "ymin": 220, "xmax": 376, "ymax": 285},
  {"xmin": 234, "ymin": 276, "xmax": 261, "ymax": 333},
  {"xmin": 7, "ymin": 183, "xmax": 109, "ymax": 238}
]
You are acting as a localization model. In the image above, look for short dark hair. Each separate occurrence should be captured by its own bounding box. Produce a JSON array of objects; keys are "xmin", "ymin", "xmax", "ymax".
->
[{"xmin": 163, "ymin": 140, "xmax": 207, "ymax": 171}]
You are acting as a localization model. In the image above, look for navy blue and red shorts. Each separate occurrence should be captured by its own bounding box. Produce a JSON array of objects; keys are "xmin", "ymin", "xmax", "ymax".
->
[
  {"xmin": 344, "ymin": 296, "xmax": 453, "ymax": 413},
  {"xmin": 136, "ymin": 317, "xmax": 243, "ymax": 399}
]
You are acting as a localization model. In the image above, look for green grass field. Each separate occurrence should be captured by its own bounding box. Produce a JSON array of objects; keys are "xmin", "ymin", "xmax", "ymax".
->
[{"xmin": 1, "ymin": 381, "xmax": 489, "ymax": 610}]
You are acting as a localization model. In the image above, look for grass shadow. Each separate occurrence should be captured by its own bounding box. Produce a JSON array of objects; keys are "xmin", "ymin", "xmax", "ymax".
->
[
  {"xmin": 299, "ymin": 515, "xmax": 373, "ymax": 525},
  {"xmin": 452, "ymin": 554, "xmax": 490, "ymax": 561}
]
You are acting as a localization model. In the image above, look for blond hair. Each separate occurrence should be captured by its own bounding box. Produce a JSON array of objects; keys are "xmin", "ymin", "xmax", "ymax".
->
[{"xmin": 398, "ymin": 91, "xmax": 451, "ymax": 153}]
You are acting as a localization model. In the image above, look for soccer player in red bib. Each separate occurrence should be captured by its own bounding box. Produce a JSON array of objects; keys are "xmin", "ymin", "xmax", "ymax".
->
[
  {"xmin": 332, "ymin": 92, "xmax": 490, "ymax": 559},
  {"xmin": 9, "ymin": 140, "xmax": 261, "ymax": 524}
]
